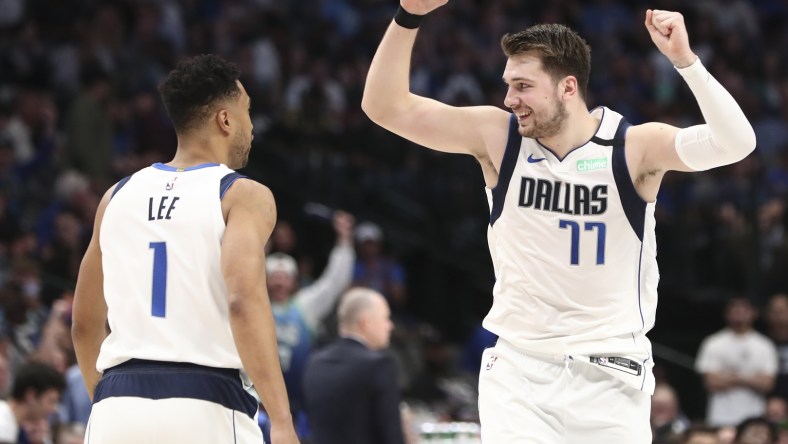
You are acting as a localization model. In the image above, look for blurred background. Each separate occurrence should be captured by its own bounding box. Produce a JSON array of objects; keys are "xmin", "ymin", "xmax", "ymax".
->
[{"xmin": 0, "ymin": 0, "xmax": 786, "ymax": 443}]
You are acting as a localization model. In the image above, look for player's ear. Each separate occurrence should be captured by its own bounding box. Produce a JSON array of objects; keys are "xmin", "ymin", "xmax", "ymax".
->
[
  {"xmin": 216, "ymin": 109, "xmax": 231, "ymax": 135},
  {"xmin": 562, "ymin": 76, "xmax": 578, "ymax": 99}
]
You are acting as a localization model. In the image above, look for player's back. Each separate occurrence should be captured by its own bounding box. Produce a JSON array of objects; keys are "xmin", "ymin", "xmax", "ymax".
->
[{"xmin": 97, "ymin": 162, "xmax": 243, "ymax": 371}]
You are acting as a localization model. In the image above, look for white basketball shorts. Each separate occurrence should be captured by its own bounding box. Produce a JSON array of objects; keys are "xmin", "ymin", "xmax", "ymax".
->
[
  {"xmin": 478, "ymin": 339, "xmax": 652, "ymax": 443},
  {"xmin": 85, "ymin": 360, "xmax": 264, "ymax": 443}
]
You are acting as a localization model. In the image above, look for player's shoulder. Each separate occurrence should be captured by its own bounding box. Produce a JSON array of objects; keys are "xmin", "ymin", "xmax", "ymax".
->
[
  {"xmin": 223, "ymin": 176, "xmax": 274, "ymax": 203},
  {"xmin": 221, "ymin": 177, "xmax": 276, "ymax": 228}
]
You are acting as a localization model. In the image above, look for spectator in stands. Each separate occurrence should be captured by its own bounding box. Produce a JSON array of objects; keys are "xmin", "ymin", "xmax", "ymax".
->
[
  {"xmin": 63, "ymin": 63, "xmax": 113, "ymax": 187},
  {"xmin": 696, "ymin": 297, "xmax": 779, "ymax": 427},
  {"xmin": 766, "ymin": 293, "xmax": 788, "ymax": 400},
  {"xmin": 652, "ymin": 383, "xmax": 691, "ymax": 440},
  {"xmin": 0, "ymin": 354, "xmax": 10, "ymax": 399},
  {"xmin": 735, "ymin": 416, "xmax": 777, "ymax": 444},
  {"xmin": 0, "ymin": 361, "xmax": 64, "ymax": 444},
  {"xmin": 352, "ymin": 222, "xmax": 407, "ymax": 313},
  {"xmin": 682, "ymin": 424, "xmax": 720, "ymax": 444},
  {"xmin": 264, "ymin": 211, "xmax": 354, "ymax": 435}
]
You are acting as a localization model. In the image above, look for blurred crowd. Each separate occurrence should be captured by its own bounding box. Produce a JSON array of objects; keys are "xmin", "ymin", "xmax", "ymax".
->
[{"xmin": 0, "ymin": 0, "xmax": 787, "ymax": 443}]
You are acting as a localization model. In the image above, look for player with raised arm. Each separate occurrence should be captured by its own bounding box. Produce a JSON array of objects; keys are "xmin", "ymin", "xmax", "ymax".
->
[
  {"xmin": 71, "ymin": 55, "xmax": 299, "ymax": 444},
  {"xmin": 362, "ymin": 2, "xmax": 756, "ymax": 442}
]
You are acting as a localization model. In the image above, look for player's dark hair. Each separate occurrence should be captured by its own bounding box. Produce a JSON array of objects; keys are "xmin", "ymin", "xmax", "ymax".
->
[
  {"xmin": 501, "ymin": 24, "xmax": 591, "ymax": 100},
  {"xmin": 10, "ymin": 361, "xmax": 65, "ymax": 401},
  {"xmin": 158, "ymin": 54, "xmax": 241, "ymax": 132}
]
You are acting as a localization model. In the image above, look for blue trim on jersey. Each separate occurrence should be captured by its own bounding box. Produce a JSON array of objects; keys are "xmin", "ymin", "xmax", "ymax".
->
[
  {"xmin": 490, "ymin": 114, "xmax": 521, "ymax": 226},
  {"xmin": 110, "ymin": 175, "xmax": 132, "ymax": 200},
  {"xmin": 636, "ymin": 242, "xmax": 645, "ymax": 330},
  {"xmin": 610, "ymin": 119, "xmax": 646, "ymax": 241},
  {"xmin": 232, "ymin": 411, "xmax": 237, "ymax": 443},
  {"xmin": 93, "ymin": 359, "xmax": 258, "ymax": 419},
  {"xmin": 536, "ymin": 107, "xmax": 605, "ymax": 162},
  {"xmin": 152, "ymin": 162, "xmax": 221, "ymax": 171},
  {"xmin": 220, "ymin": 172, "xmax": 246, "ymax": 200}
]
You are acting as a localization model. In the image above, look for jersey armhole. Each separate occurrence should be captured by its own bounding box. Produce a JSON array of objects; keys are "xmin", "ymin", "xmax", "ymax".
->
[
  {"xmin": 220, "ymin": 172, "xmax": 247, "ymax": 200},
  {"xmin": 110, "ymin": 175, "xmax": 133, "ymax": 200},
  {"xmin": 489, "ymin": 114, "xmax": 522, "ymax": 226}
]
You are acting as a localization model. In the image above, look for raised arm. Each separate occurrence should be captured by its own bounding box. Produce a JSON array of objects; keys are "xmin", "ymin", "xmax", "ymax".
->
[
  {"xmin": 221, "ymin": 179, "xmax": 299, "ymax": 444},
  {"xmin": 361, "ymin": 0, "xmax": 510, "ymax": 185},
  {"xmin": 295, "ymin": 211, "xmax": 355, "ymax": 331},
  {"xmin": 72, "ymin": 188, "xmax": 112, "ymax": 400},
  {"xmin": 627, "ymin": 9, "xmax": 756, "ymax": 201}
]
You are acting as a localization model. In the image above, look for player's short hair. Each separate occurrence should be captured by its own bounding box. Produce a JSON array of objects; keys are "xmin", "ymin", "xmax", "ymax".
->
[
  {"xmin": 158, "ymin": 54, "xmax": 241, "ymax": 132},
  {"xmin": 501, "ymin": 24, "xmax": 591, "ymax": 100},
  {"xmin": 337, "ymin": 287, "xmax": 381, "ymax": 329},
  {"xmin": 10, "ymin": 361, "xmax": 65, "ymax": 401}
]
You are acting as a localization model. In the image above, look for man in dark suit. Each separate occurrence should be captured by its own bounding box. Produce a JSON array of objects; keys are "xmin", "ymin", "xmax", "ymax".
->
[{"xmin": 303, "ymin": 287, "xmax": 405, "ymax": 444}]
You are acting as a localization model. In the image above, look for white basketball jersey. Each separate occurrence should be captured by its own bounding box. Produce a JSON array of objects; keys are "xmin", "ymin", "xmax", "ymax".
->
[
  {"xmin": 97, "ymin": 163, "xmax": 246, "ymax": 371},
  {"xmin": 484, "ymin": 107, "xmax": 658, "ymax": 361}
]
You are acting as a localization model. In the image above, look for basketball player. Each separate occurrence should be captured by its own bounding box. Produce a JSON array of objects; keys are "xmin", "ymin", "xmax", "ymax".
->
[
  {"xmin": 71, "ymin": 55, "xmax": 299, "ymax": 443},
  {"xmin": 362, "ymin": 3, "xmax": 756, "ymax": 442}
]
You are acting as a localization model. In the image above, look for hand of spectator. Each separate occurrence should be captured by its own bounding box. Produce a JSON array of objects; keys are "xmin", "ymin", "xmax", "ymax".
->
[
  {"xmin": 400, "ymin": 0, "xmax": 449, "ymax": 16},
  {"xmin": 644, "ymin": 10, "xmax": 697, "ymax": 68},
  {"xmin": 333, "ymin": 211, "xmax": 355, "ymax": 246},
  {"xmin": 713, "ymin": 372, "xmax": 742, "ymax": 391}
]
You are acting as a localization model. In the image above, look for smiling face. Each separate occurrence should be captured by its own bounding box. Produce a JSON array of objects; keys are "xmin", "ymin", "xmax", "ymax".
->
[{"xmin": 503, "ymin": 53, "xmax": 568, "ymax": 139}]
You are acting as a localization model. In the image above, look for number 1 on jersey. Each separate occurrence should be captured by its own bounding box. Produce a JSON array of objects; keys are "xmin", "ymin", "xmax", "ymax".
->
[
  {"xmin": 558, "ymin": 220, "xmax": 606, "ymax": 265},
  {"xmin": 149, "ymin": 242, "xmax": 167, "ymax": 317}
]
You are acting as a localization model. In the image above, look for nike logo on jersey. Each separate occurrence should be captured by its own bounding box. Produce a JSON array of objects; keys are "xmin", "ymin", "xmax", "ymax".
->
[{"xmin": 527, "ymin": 154, "xmax": 546, "ymax": 163}]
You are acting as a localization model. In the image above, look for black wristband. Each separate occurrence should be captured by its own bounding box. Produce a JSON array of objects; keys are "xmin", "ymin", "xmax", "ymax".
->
[{"xmin": 394, "ymin": 6, "xmax": 424, "ymax": 29}]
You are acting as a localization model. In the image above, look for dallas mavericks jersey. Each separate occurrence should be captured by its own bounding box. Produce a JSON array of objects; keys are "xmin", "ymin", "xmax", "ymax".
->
[
  {"xmin": 97, "ymin": 163, "xmax": 246, "ymax": 372},
  {"xmin": 485, "ymin": 107, "xmax": 658, "ymax": 361}
]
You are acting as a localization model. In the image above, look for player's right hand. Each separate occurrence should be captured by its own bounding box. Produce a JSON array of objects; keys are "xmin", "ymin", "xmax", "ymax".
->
[
  {"xmin": 400, "ymin": 0, "xmax": 449, "ymax": 16},
  {"xmin": 269, "ymin": 424, "xmax": 300, "ymax": 444}
]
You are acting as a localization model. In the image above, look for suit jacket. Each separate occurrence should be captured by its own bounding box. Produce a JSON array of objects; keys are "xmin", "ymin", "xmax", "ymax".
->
[{"xmin": 303, "ymin": 337, "xmax": 406, "ymax": 444}]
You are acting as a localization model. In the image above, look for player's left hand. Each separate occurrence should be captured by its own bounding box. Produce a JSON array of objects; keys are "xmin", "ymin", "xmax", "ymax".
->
[{"xmin": 645, "ymin": 9, "xmax": 697, "ymax": 68}]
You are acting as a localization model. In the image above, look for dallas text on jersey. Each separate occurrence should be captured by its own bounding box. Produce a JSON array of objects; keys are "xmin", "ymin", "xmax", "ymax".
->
[{"xmin": 518, "ymin": 176, "xmax": 608, "ymax": 216}]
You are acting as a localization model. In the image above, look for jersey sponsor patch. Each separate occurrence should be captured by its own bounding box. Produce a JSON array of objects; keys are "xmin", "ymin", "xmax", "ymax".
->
[
  {"xmin": 589, "ymin": 356, "xmax": 642, "ymax": 376},
  {"xmin": 577, "ymin": 157, "xmax": 608, "ymax": 172}
]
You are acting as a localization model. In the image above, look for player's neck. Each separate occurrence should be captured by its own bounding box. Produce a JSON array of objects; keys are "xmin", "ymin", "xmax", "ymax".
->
[
  {"xmin": 168, "ymin": 133, "xmax": 228, "ymax": 168},
  {"xmin": 537, "ymin": 107, "xmax": 600, "ymax": 157}
]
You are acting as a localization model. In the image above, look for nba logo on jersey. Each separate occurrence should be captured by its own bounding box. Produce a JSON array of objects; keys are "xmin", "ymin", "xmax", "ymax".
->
[
  {"xmin": 165, "ymin": 177, "xmax": 178, "ymax": 191},
  {"xmin": 485, "ymin": 354, "xmax": 498, "ymax": 371}
]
